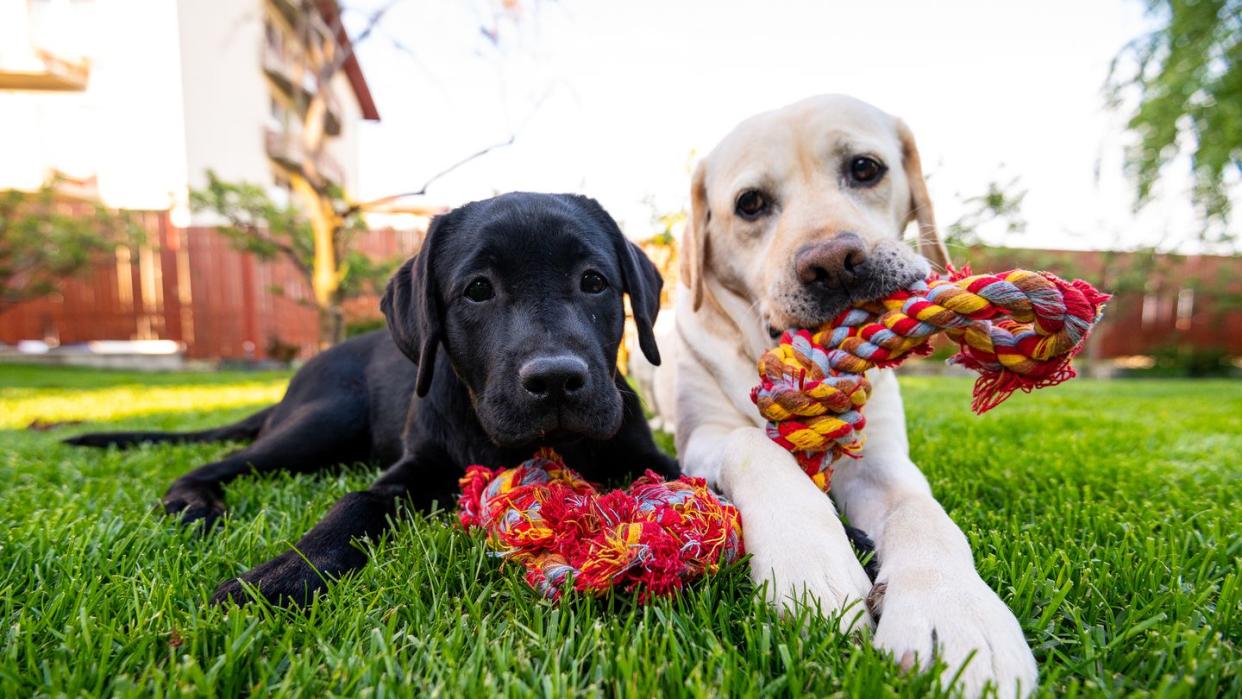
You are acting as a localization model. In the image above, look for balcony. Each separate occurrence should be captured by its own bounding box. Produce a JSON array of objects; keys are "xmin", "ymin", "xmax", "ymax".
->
[
  {"xmin": 264, "ymin": 127, "xmax": 346, "ymax": 186},
  {"xmin": 0, "ymin": 49, "xmax": 89, "ymax": 91},
  {"xmin": 262, "ymin": 43, "xmax": 342, "ymax": 135}
]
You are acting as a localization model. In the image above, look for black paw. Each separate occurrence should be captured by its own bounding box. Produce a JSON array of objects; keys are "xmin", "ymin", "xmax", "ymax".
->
[
  {"xmin": 162, "ymin": 480, "xmax": 227, "ymax": 530},
  {"xmin": 212, "ymin": 549, "xmax": 327, "ymax": 607},
  {"xmin": 650, "ymin": 453, "xmax": 681, "ymax": 480},
  {"xmin": 844, "ymin": 524, "xmax": 879, "ymax": 581}
]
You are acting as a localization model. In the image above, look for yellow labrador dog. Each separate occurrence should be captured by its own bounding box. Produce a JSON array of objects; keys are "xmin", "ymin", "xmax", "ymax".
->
[{"xmin": 668, "ymin": 95, "xmax": 1037, "ymax": 697}]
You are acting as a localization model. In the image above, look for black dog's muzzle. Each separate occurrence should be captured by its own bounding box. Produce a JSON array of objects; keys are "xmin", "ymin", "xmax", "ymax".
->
[{"xmin": 518, "ymin": 354, "xmax": 590, "ymax": 404}]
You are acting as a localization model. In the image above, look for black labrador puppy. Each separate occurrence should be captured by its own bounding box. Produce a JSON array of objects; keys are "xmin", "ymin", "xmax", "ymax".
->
[{"xmin": 67, "ymin": 192, "xmax": 677, "ymax": 605}]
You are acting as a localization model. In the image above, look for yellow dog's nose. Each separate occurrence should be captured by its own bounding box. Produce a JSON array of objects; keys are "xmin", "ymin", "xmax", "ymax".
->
[{"xmin": 795, "ymin": 232, "xmax": 867, "ymax": 289}]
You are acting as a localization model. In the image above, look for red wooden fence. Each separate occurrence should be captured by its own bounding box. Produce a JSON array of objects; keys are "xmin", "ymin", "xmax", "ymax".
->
[
  {"xmin": 0, "ymin": 210, "xmax": 423, "ymax": 360},
  {"xmin": 966, "ymin": 248, "xmax": 1242, "ymax": 358}
]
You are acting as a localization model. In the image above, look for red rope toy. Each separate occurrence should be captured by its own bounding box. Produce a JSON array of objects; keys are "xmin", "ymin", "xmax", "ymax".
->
[
  {"xmin": 459, "ymin": 267, "xmax": 1109, "ymax": 599},
  {"xmin": 752, "ymin": 267, "xmax": 1111, "ymax": 490},
  {"xmin": 458, "ymin": 449, "xmax": 743, "ymax": 599}
]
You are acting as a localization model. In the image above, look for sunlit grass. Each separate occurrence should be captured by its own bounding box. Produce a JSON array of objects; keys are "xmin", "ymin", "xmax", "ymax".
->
[
  {"xmin": 1, "ymin": 365, "xmax": 1238, "ymax": 696},
  {"xmin": 0, "ymin": 364, "xmax": 288, "ymax": 429}
]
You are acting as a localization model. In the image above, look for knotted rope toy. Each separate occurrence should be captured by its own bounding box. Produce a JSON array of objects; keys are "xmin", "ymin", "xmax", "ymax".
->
[
  {"xmin": 458, "ymin": 449, "xmax": 743, "ymax": 599},
  {"xmin": 753, "ymin": 267, "xmax": 1110, "ymax": 490},
  {"xmin": 461, "ymin": 267, "xmax": 1109, "ymax": 599}
]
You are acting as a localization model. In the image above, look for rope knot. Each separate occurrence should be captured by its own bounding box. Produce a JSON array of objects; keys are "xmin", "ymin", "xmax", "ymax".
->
[
  {"xmin": 458, "ymin": 450, "xmax": 744, "ymax": 599},
  {"xmin": 752, "ymin": 268, "xmax": 1109, "ymax": 489}
]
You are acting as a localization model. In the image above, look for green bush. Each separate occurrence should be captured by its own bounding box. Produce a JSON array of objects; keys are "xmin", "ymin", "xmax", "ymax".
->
[
  {"xmin": 346, "ymin": 317, "xmax": 387, "ymax": 338},
  {"xmin": 1134, "ymin": 344, "xmax": 1235, "ymax": 378}
]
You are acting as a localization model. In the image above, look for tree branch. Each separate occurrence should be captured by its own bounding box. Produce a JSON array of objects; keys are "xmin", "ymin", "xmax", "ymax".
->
[
  {"xmin": 218, "ymin": 214, "xmax": 313, "ymax": 280},
  {"xmin": 346, "ymin": 134, "xmax": 516, "ymax": 215},
  {"xmin": 314, "ymin": 0, "xmax": 399, "ymax": 85},
  {"xmin": 345, "ymin": 84, "xmax": 553, "ymax": 216}
]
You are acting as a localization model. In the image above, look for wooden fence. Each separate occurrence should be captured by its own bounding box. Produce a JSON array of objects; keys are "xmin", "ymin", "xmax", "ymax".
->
[
  {"xmin": 0, "ymin": 210, "xmax": 423, "ymax": 360},
  {"xmin": 962, "ymin": 247, "xmax": 1242, "ymax": 359}
]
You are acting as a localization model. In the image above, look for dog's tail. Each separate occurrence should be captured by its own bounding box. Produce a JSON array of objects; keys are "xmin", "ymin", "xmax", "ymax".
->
[{"xmin": 63, "ymin": 406, "xmax": 274, "ymax": 449}]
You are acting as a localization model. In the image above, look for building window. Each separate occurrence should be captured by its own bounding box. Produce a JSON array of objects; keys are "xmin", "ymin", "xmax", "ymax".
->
[
  {"xmin": 1175, "ymin": 288, "xmax": 1195, "ymax": 331},
  {"xmin": 1142, "ymin": 292, "xmax": 1160, "ymax": 327},
  {"xmin": 269, "ymin": 95, "xmax": 296, "ymax": 134},
  {"xmin": 265, "ymin": 17, "xmax": 282, "ymax": 53}
]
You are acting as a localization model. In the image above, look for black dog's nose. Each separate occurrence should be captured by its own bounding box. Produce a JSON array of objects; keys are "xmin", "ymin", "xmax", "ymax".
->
[
  {"xmin": 795, "ymin": 233, "xmax": 868, "ymax": 289},
  {"xmin": 519, "ymin": 355, "xmax": 589, "ymax": 401}
]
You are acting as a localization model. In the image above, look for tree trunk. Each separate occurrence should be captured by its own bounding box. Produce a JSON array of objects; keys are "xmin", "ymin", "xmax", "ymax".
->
[
  {"xmin": 309, "ymin": 206, "xmax": 339, "ymax": 348},
  {"xmin": 318, "ymin": 303, "xmax": 345, "ymax": 348},
  {"xmin": 289, "ymin": 173, "xmax": 343, "ymax": 350}
]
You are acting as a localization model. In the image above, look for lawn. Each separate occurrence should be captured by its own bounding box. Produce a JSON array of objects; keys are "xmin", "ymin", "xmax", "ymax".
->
[{"xmin": 1, "ymin": 364, "xmax": 1238, "ymax": 697}]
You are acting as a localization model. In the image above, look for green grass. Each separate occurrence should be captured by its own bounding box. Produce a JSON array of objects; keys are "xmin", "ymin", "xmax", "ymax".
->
[{"xmin": 1, "ymin": 364, "xmax": 1238, "ymax": 697}]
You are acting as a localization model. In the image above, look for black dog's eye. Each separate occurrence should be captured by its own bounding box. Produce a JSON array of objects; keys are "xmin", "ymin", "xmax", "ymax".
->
[
  {"xmin": 735, "ymin": 190, "xmax": 770, "ymax": 220},
  {"xmin": 580, "ymin": 271, "xmax": 608, "ymax": 294},
  {"xmin": 847, "ymin": 156, "xmax": 886, "ymax": 186},
  {"xmin": 464, "ymin": 278, "xmax": 494, "ymax": 302}
]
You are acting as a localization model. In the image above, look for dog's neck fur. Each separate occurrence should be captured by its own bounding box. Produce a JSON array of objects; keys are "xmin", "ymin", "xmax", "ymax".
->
[
  {"xmin": 701, "ymin": 272, "xmax": 773, "ymax": 363},
  {"xmin": 673, "ymin": 274, "xmax": 773, "ymax": 435}
]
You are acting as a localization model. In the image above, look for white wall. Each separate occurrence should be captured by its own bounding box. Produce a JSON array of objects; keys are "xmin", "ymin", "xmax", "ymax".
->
[
  {"xmin": 93, "ymin": 0, "xmax": 188, "ymax": 209},
  {"xmin": 0, "ymin": 0, "xmax": 188, "ymax": 209},
  {"xmin": 0, "ymin": 0, "xmax": 366, "ymax": 215},
  {"xmin": 0, "ymin": 89, "xmax": 94, "ymax": 191},
  {"xmin": 176, "ymin": 0, "xmax": 271, "ymax": 219}
]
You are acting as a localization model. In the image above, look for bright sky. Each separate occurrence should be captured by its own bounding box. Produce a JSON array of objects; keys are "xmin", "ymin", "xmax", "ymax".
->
[{"xmin": 347, "ymin": 0, "xmax": 1218, "ymax": 251}]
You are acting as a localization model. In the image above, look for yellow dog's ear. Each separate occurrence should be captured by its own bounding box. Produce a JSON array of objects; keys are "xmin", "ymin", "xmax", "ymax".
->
[
  {"xmin": 682, "ymin": 160, "xmax": 709, "ymax": 311},
  {"xmin": 897, "ymin": 119, "xmax": 951, "ymax": 270}
]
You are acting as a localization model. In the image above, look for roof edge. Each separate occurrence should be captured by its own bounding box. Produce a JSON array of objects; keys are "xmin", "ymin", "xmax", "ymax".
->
[{"xmin": 318, "ymin": 0, "xmax": 380, "ymax": 121}]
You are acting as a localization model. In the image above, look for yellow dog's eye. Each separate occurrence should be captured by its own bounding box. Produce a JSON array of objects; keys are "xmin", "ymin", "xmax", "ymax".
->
[
  {"xmin": 848, "ymin": 156, "xmax": 886, "ymax": 185},
  {"xmin": 735, "ymin": 190, "xmax": 769, "ymax": 220}
]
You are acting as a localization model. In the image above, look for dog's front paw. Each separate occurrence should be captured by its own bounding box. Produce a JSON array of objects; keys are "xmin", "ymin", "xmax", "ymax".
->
[
  {"xmin": 163, "ymin": 479, "xmax": 226, "ymax": 530},
  {"xmin": 745, "ymin": 494, "xmax": 874, "ymax": 633},
  {"xmin": 212, "ymin": 549, "xmax": 327, "ymax": 607},
  {"xmin": 870, "ymin": 570, "xmax": 1037, "ymax": 698}
]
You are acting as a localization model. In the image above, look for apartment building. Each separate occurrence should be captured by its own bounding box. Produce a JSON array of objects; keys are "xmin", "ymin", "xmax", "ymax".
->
[
  {"xmin": 0, "ymin": 0, "xmax": 378, "ymax": 211},
  {"xmin": 0, "ymin": 0, "xmax": 388, "ymax": 360}
]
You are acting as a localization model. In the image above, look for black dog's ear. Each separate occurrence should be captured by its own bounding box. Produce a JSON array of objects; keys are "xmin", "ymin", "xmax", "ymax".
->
[
  {"xmin": 567, "ymin": 195, "xmax": 664, "ymax": 366},
  {"xmin": 381, "ymin": 213, "xmax": 450, "ymax": 396},
  {"xmin": 619, "ymin": 237, "xmax": 664, "ymax": 366}
]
